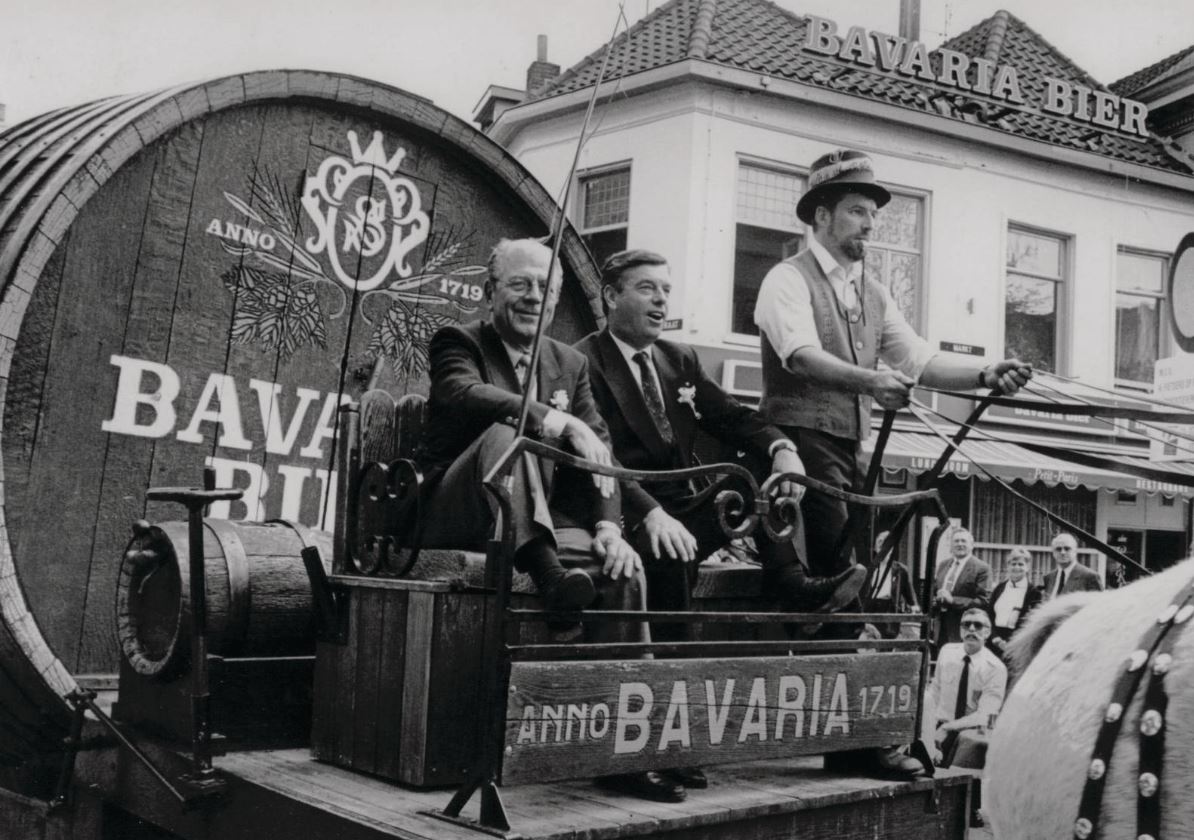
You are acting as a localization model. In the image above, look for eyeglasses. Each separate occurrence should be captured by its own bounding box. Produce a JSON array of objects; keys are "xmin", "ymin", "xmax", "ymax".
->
[
  {"xmin": 501, "ymin": 276, "xmax": 555, "ymax": 297},
  {"xmin": 1052, "ymin": 546, "xmax": 1075, "ymax": 552},
  {"xmin": 960, "ymin": 621, "xmax": 990, "ymax": 631}
]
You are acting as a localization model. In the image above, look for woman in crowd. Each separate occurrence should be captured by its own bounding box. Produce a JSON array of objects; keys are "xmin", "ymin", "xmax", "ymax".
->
[{"xmin": 987, "ymin": 547, "xmax": 1042, "ymax": 663}]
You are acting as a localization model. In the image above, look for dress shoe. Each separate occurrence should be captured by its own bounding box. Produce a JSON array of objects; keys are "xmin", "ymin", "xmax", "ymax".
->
[
  {"xmin": 796, "ymin": 564, "xmax": 868, "ymax": 612},
  {"xmin": 539, "ymin": 568, "xmax": 596, "ymax": 611},
  {"xmin": 874, "ymin": 746, "xmax": 927, "ymax": 777},
  {"xmin": 664, "ymin": 766, "xmax": 707, "ymax": 789},
  {"xmin": 596, "ymin": 771, "xmax": 686, "ymax": 802}
]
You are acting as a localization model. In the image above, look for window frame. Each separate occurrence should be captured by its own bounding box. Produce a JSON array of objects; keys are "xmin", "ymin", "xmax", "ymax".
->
[
  {"xmin": 727, "ymin": 157, "xmax": 808, "ymax": 344},
  {"xmin": 1113, "ymin": 245, "xmax": 1170, "ymax": 392},
  {"xmin": 726, "ymin": 156, "xmax": 930, "ymax": 344},
  {"xmin": 574, "ymin": 161, "xmax": 632, "ymax": 263},
  {"xmin": 1003, "ymin": 222, "xmax": 1072, "ymax": 376},
  {"xmin": 863, "ymin": 185, "xmax": 931, "ymax": 334}
]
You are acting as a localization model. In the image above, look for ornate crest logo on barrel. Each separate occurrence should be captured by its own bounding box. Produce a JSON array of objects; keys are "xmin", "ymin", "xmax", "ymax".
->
[{"xmin": 0, "ymin": 74, "xmax": 602, "ymax": 678}]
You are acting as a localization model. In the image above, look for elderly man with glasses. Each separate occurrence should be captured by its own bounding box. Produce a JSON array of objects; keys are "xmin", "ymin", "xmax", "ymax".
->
[
  {"xmin": 416, "ymin": 238, "xmax": 672, "ymax": 803},
  {"xmin": 417, "ymin": 238, "xmax": 644, "ymax": 619},
  {"xmin": 1042, "ymin": 532, "xmax": 1103, "ymax": 599}
]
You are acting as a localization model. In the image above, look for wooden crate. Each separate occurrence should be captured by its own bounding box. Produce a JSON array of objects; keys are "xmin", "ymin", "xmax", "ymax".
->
[{"xmin": 311, "ymin": 575, "xmax": 490, "ymax": 787}]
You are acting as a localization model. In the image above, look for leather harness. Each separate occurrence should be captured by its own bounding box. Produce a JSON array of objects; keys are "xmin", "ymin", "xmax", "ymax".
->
[{"xmin": 1072, "ymin": 579, "xmax": 1194, "ymax": 840}]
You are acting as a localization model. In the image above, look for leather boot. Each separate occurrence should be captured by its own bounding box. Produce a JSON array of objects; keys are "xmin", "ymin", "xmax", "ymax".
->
[{"xmin": 777, "ymin": 564, "xmax": 867, "ymax": 612}]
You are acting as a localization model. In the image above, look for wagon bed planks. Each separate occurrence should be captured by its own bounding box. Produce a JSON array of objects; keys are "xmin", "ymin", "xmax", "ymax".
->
[{"xmin": 204, "ymin": 750, "xmax": 973, "ymax": 840}]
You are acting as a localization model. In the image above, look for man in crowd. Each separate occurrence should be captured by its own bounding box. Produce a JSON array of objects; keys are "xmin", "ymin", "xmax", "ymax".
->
[
  {"xmin": 1042, "ymin": 532, "xmax": 1103, "ymax": 598},
  {"xmin": 753, "ymin": 149, "xmax": 1032, "ymax": 579},
  {"xmin": 987, "ymin": 547, "xmax": 1041, "ymax": 662},
  {"xmin": 921, "ymin": 606, "xmax": 1007, "ymax": 827},
  {"xmin": 575, "ymin": 248, "xmax": 868, "ymax": 795},
  {"xmin": 933, "ymin": 528, "xmax": 992, "ymax": 645},
  {"xmin": 417, "ymin": 238, "xmax": 670, "ymax": 801}
]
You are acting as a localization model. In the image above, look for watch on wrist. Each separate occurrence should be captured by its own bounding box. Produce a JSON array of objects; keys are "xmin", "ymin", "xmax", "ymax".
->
[
  {"xmin": 977, "ymin": 367, "xmax": 990, "ymax": 388},
  {"xmin": 772, "ymin": 439, "xmax": 797, "ymax": 456}
]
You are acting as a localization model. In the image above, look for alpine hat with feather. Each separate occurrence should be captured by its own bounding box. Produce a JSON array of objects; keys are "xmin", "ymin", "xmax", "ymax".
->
[{"xmin": 795, "ymin": 149, "xmax": 891, "ymax": 225}]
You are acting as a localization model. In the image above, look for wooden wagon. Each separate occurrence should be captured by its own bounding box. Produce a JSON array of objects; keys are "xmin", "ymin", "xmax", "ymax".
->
[{"xmin": 0, "ymin": 69, "xmax": 976, "ymax": 840}]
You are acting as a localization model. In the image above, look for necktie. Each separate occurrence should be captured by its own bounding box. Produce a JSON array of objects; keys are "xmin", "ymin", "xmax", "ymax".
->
[
  {"xmin": 634, "ymin": 351, "xmax": 674, "ymax": 444},
  {"xmin": 944, "ymin": 558, "xmax": 963, "ymax": 593},
  {"xmin": 515, "ymin": 354, "xmax": 536, "ymax": 400},
  {"xmin": 513, "ymin": 354, "xmax": 550, "ymax": 528},
  {"xmin": 954, "ymin": 655, "xmax": 971, "ymax": 720},
  {"xmin": 1056, "ymin": 569, "xmax": 1067, "ymax": 596}
]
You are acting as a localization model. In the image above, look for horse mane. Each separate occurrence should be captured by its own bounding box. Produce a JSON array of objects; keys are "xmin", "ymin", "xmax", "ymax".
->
[{"xmin": 1004, "ymin": 591, "xmax": 1102, "ymax": 680}]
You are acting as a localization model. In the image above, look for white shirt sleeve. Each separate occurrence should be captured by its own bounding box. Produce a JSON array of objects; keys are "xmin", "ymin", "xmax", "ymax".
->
[
  {"xmin": 976, "ymin": 657, "xmax": 1008, "ymax": 718},
  {"xmin": 876, "ymin": 284, "xmax": 936, "ymax": 381},
  {"xmin": 753, "ymin": 263, "xmax": 821, "ymax": 371},
  {"xmin": 542, "ymin": 409, "xmax": 569, "ymax": 438}
]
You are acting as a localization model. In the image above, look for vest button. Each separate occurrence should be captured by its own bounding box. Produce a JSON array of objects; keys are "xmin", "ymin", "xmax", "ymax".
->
[{"xmin": 855, "ymin": 340, "xmax": 863, "ymax": 350}]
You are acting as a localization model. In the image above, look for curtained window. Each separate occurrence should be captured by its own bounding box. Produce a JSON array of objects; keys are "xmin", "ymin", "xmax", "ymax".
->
[
  {"xmin": 1115, "ymin": 248, "xmax": 1168, "ymax": 389},
  {"xmin": 1005, "ymin": 227, "xmax": 1067, "ymax": 373}
]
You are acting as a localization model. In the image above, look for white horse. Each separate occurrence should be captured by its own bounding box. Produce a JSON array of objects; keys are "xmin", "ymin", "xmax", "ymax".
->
[{"xmin": 985, "ymin": 559, "xmax": 1194, "ymax": 839}]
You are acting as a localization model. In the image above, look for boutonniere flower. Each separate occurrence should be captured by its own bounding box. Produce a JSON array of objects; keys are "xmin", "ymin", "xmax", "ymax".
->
[
  {"xmin": 677, "ymin": 383, "xmax": 701, "ymax": 419},
  {"xmin": 549, "ymin": 389, "xmax": 570, "ymax": 412}
]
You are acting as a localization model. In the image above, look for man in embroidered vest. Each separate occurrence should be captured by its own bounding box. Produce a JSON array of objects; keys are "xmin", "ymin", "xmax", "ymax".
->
[
  {"xmin": 753, "ymin": 149, "xmax": 1032, "ymax": 579},
  {"xmin": 576, "ymin": 250, "xmax": 869, "ymax": 634}
]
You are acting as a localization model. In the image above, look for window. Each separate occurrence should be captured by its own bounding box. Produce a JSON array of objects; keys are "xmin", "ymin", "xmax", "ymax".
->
[
  {"xmin": 1005, "ymin": 227, "xmax": 1067, "ymax": 372},
  {"xmin": 864, "ymin": 193, "xmax": 926, "ymax": 330},
  {"xmin": 730, "ymin": 162, "xmax": 926, "ymax": 336},
  {"xmin": 578, "ymin": 167, "xmax": 630, "ymax": 270},
  {"xmin": 732, "ymin": 163, "xmax": 804, "ymax": 335},
  {"xmin": 1115, "ymin": 248, "xmax": 1168, "ymax": 388}
]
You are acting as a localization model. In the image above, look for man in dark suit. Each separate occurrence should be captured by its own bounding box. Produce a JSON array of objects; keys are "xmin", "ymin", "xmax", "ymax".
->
[
  {"xmin": 933, "ymin": 528, "xmax": 992, "ymax": 646},
  {"xmin": 575, "ymin": 249, "xmax": 866, "ymax": 629},
  {"xmin": 575, "ymin": 248, "xmax": 868, "ymax": 795},
  {"xmin": 417, "ymin": 238, "xmax": 675, "ymax": 804},
  {"xmin": 418, "ymin": 237, "xmax": 643, "ymax": 614},
  {"xmin": 1041, "ymin": 532, "xmax": 1103, "ymax": 598},
  {"xmin": 986, "ymin": 547, "xmax": 1042, "ymax": 662}
]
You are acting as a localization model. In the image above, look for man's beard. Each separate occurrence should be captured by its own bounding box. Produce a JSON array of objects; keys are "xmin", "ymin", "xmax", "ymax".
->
[{"xmin": 828, "ymin": 219, "xmax": 866, "ymax": 261}]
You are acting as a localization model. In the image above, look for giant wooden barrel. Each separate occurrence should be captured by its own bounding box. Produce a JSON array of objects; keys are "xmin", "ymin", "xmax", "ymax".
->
[
  {"xmin": 0, "ymin": 70, "xmax": 602, "ymax": 784},
  {"xmin": 116, "ymin": 519, "xmax": 333, "ymax": 678}
]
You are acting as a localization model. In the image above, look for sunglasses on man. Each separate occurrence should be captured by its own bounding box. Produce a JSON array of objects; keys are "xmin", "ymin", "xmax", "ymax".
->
[{"xmin": 960, "ymin": 620, "xmax": 990, "ymax": 631}]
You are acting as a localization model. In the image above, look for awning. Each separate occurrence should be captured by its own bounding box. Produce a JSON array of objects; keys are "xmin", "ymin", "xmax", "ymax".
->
[{"xmin": 863, "ymin": 431, "xmax": 1194, "ymax": 496}]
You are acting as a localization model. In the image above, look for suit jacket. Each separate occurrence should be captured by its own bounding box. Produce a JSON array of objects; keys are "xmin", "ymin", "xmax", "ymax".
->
[
  {"xmin": 933, "ymin": 554, "xmax": 992, "ymax": 644},
  {"xmin": 1042, "ymin": 562, "xmax": 1103, "ymax": 598},
  {"xmin": 871, "ymin": 560, "xmax": 919, "ymax": 613},
  {"xmin": 574, "ymin": 329, "xmax": 785, "ymax": 526},
  {"xmin": 986, "ymin": 580, "xmax": 1043, "ymax": 635},
  {"xmin": 418, "ymin": 320, "xmax": 619, "ymax": 527}
]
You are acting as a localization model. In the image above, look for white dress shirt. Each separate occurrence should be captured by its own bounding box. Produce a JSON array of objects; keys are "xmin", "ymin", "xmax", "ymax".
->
[
  {"xmin": 607, "ymin": 332, "xmax": 790, "ymax": 458},
  {"xmin": 753, "ymin": 236, "xmax": 935, "ymax": 380},
  {"xmin": 993, "ymin": 579, "xmax": 1029, "ymax": 629},
  {"xmin": 923, "ymin": 643, "xmax": 1007, "ymax": 740},
  {"xmin": 608, "ymin": 332, "xmax": 665, "ymax": 396}
]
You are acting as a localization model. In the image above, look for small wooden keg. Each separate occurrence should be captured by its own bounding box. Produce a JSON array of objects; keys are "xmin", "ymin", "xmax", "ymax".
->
[{"xmin": 116, "ymin": 519, "xmax": 332, "ymax": 678}]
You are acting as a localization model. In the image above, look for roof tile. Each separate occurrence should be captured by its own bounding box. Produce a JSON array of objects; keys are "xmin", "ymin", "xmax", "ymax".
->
[
  {"xmin": 534, "ymin": 0, "xmax": 1193, "ymax": 177},
  {"xmin": 1112, "ymin": 44, "xmax": 1194, "ymax": 97}
]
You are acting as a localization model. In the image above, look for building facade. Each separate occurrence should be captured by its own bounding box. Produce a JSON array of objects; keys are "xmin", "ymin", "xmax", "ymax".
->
[{"xmin": 478, "ymin": 0, "xmax": 1194, "ymax": 583}]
